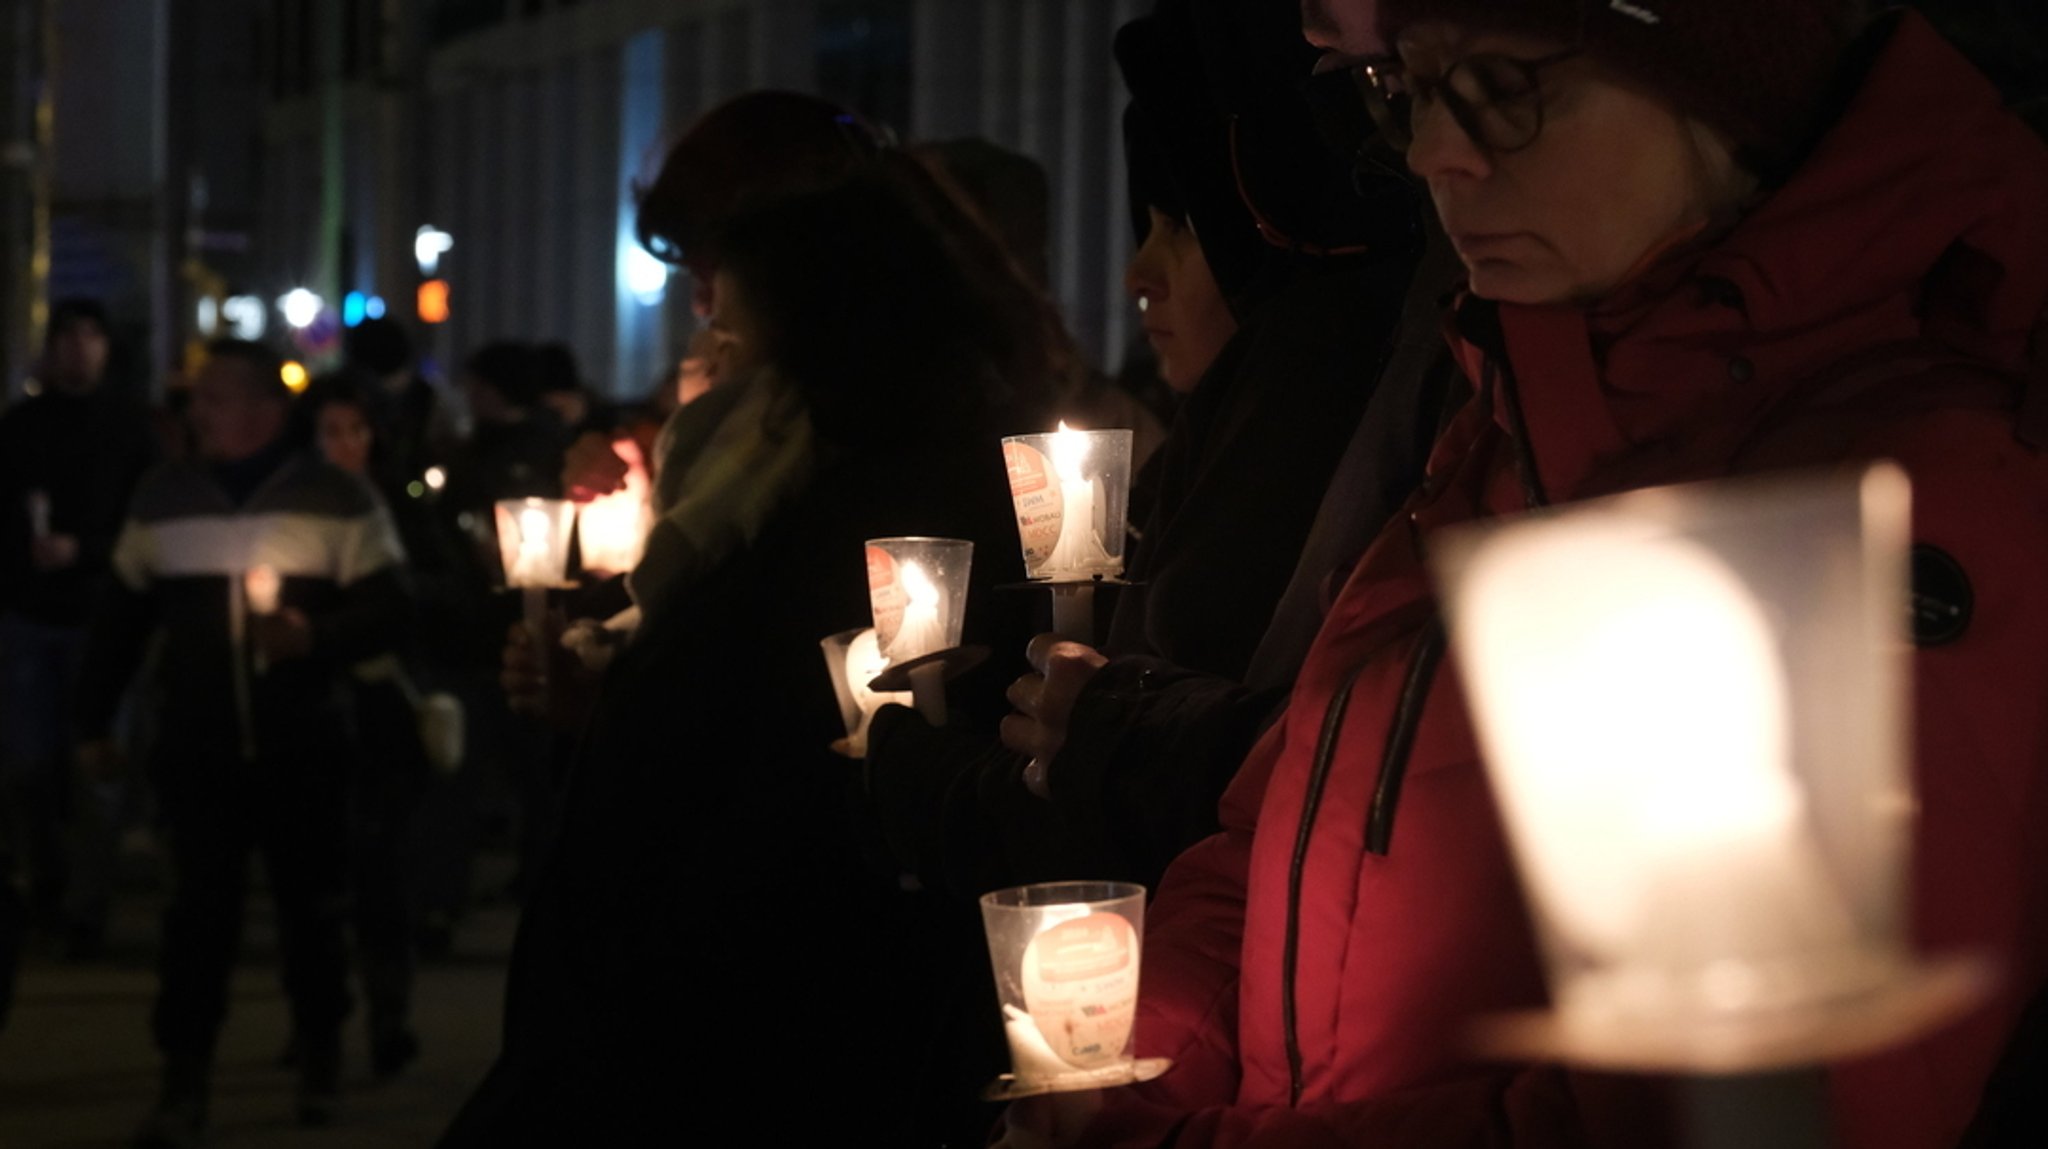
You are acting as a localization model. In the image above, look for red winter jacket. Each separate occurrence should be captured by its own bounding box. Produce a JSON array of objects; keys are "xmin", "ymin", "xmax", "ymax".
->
[{"xmin": 1086, "ymin": 14, "xmax": 2048, "ymax": 1149}]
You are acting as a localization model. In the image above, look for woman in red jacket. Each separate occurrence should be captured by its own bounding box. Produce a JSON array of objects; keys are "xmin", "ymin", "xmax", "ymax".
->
[{"xmin": 1014, "ymin": 2, "xmax": 2048, "ymax": 1147}]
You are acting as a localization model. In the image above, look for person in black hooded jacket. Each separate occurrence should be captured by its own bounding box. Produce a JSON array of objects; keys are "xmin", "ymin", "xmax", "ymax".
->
[{"xmin": 864, "ymin": 0, "xmax": 1447, "ymax": 900}]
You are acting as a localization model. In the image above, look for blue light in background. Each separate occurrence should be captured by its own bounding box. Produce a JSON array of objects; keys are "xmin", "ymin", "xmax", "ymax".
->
[
  {"xmin": 365, "ymin": 295, "xmax": 387, "ymax": 320},
  {"xmin": 342, "ymin": 291, "xmax": 367, "ymax": 327}
]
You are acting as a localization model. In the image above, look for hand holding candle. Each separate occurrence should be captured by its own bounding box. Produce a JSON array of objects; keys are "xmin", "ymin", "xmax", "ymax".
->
[{"xmin": 1001, "ymin": 635, "xmax": 1109, "ymax": 799}]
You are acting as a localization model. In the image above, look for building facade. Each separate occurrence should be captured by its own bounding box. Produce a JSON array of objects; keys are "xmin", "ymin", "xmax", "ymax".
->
[{"xmin": 255, "ymin": 0, "xmax": 1149, "ymax": 403}]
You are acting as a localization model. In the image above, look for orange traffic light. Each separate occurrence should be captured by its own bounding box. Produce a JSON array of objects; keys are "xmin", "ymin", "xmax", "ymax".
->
[{"xmin": 418, "ymin": 279, "xmax": 450, "ymax": 324}]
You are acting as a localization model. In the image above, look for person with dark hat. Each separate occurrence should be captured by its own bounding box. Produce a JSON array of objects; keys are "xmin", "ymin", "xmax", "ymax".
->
[
  {"xmin": 1011, "ymin": 1, "xmax": 2048, "ymax": 1146},
  {"xmin": 341, "ymin": 315, "xmax": 456, "ymax": 493}
]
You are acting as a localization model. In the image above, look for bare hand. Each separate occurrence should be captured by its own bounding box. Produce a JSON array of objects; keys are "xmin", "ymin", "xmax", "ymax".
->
[
  {"xmin": 563, "ymin": 431, "xmax": 630, "ymax": 503},
  {"xmin": 251, "ymin": 607, "xmax": 314, "ymax": 662},
  {"xmin": 30, "ymin": 532, "xmax": 79, "ymax": 572},
  {"xmin": 999, "ymin": 634, "xmax": 1108, "ymax": 798},
  {"xmin": 75, "ymin": 738, "xmax": 124, "ymax": 785}
]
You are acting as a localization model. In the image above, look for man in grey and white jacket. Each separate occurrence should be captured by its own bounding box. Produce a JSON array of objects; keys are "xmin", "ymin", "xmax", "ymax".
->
[{"xmin": 74, "ymin": 339, "xmax": 410, "ymax": 1148}]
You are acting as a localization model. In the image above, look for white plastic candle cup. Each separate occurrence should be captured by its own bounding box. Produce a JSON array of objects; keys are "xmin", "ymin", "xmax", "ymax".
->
[
  {"xmin": 494, "ymin": 497, "xmax": 576, "ymax": 589},
  {"xmin": 1001, "ymin": 426, "xmax": 1132, "ymax": 581},
  {"xmin": 1432, "ymin": 466, "xmax": 1920, "ymax": 1065},
  {"xmin": 866, "ymin": 538, "xmax": 973, "ymax": 665},
  {"xmin": 981, "ymin": 881, "xmax": 1146, "ymax": 1088},
  {"xmin": 819, "ymin": 627, "xmax": 911, "ymax": 755}
]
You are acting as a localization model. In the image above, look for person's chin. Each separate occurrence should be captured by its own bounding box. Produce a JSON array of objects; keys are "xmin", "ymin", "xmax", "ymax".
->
[{"xmin": 1464, "ymin": 260, "xmax": 1570, "ymax": 307}]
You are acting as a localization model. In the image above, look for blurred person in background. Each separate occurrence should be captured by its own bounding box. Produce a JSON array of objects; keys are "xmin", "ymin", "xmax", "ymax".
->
[
  {"xmin": 531, "ymin": 342, "xmax": 607, "ymax": 439},
  {"xmin": 342, "ymin": 316, "xmax": 457, "ymax": 490},
  {"xmin": 0, "ymin": 298, "xmax": 156, "ymax": 961},
  {"xmin": 73, "ymin": 340, "xmax": 410, "ymax": 1146},
  {"xmin": 293, "ymin": 374, "xmax": 463, "ymax": 1080}
]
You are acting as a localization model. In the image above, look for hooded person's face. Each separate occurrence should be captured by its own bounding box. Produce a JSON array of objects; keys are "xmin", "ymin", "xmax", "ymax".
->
[{"xmin": 1125, "ymin": 208, "xmax": 1238, "ymax": 394}]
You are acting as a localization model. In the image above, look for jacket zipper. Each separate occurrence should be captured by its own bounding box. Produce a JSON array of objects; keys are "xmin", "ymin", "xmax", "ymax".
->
[
  {"xmin": 1283, "ymin": 656, "xmax": 1370, "ymax": 1107},
  {"xmin": 1282, "ymin": 351, "xmax": 1542, "ymax": 1107}
]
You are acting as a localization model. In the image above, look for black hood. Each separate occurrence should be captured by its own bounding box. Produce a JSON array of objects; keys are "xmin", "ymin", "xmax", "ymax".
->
[{"xmin": 1116, "ymin": 0, "xmax": 1422, "ymax": 319}]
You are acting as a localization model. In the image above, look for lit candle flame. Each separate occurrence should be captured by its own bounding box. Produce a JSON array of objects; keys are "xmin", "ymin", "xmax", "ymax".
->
[
  {"xmin": 1050, "ymin": 421, "xmax": 1090, "ymax": 485},
  {"xmin": 886, "ymin": 559, "xmax": 947, "ymax": 662}
]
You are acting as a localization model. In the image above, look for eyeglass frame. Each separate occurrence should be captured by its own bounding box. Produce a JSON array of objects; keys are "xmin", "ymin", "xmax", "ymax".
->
[{"xmin": 1354, "ymin": 47, "xmax": 1585, "ymax": 157}]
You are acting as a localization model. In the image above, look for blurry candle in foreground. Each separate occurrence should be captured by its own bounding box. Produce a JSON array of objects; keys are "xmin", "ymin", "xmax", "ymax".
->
[
  {"xmin": 495, "ymin": 498, "xmax": 576, "ymax": 697},
  {"xmin": 1432, "ymin": 465, "xmax": 1980, "ymax": 1073},
  {"xmin": 576, "ymin": 437, "xmax": 653, "ymax": 576}
]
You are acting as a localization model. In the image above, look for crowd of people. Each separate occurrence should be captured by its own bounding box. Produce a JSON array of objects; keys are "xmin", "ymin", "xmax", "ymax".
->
[{"xmin": 2, "ymin": 0, "xmax": 2047, "ymax": 1146}]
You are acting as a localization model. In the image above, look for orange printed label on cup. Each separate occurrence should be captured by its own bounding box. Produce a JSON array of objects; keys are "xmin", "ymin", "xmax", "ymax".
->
[
  {"xmin": 1004, "ymin": 443, "xmax": 1064, "ymax": 569},
  {"xmin": 866, "ymin": 546, "xmax": 906, "ymax": 648},
  {"xmin": 1021, "ymin": 912, "xmax": 1138, "ymax": 1070}
]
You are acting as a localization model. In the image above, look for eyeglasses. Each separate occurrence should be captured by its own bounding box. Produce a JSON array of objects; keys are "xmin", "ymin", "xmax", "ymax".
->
[{"xmin": 1355, "ymin": 48, "xmax": 1583, "ymax": 156}]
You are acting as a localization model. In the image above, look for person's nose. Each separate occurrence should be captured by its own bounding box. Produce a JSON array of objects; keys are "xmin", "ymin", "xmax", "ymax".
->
[
  {"xmin": 1405, "ymin": 98, "xmax": 1491, "ymax": 186},
  {"xmin": 1124, "ymin": 224, "xmax": 1171, "ymax": 309}
]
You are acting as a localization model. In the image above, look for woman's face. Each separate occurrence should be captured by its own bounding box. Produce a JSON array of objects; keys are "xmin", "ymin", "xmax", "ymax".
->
[
  {"xmin": 1125, "ymin": 208, "xmax": 1238, "ymax": 393},
  {"xmin": 316, "ymin": 401, "xmax": 374, "ymax": 475},
  {"xmin": 707, "ymin": 269, "xmax": 767, "ymax": 379},
  {"xmin": 1399, "ymin": 22, "xmax": 1746, "ymax": 305}
]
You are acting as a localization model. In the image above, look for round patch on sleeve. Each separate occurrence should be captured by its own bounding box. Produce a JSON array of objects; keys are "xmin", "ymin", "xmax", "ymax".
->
[{"xmin": 1910, "ymin": 545, "xmax": 1973, "ymax": 648}]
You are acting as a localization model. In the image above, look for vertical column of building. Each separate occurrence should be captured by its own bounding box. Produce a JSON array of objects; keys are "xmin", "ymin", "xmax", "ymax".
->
[
  {"xmin": 531, "ymin": 59, "xmax": 571, "ymax": 356},
  {"xmin": 910, "ymin": 0, "xmax": 981, "ymax": 142},
  {"xmin": 1055, "ymin": 0, "xmax": 1113, "ymax": 367},
  {"xmin": 612, "ymin": 27, "xmax": 666, "ymax": 401},
  {"xmin": 1098, "ymin": 0, "xmax": 1149, "ymax": 375},
  {"xmin": 751, "ymin": 0, "xmax": 818, "ymax": 93},
  {"xmin": 0, "ymin": 0, "xmax": 48, "ymax": 393},
  {"xmin": 977, "ymin": 0, "xmax": 1020, "ymax": 150},
  {"xmin": 570, "ymin": 42, "xmax": 621, "ymax": 393}
]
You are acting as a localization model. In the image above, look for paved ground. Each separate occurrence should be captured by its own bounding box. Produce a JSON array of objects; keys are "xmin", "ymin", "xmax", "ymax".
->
[{"xmin": 0, "ymin": 859, "xmax": 516, "ymax": 1149}]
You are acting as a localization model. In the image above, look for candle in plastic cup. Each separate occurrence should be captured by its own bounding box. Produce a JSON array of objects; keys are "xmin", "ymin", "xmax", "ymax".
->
[
  {"xmin": 981, "ymin": 881, "xmax": 1146, "ymax": 1087},
  {"xmin": 1001, "ymin": 425, "xmax": 1131, "ymax": 581},
  {"xmin": 866, "ymin": 538, "xmax": 972, "ymax": 664},
  {"xmin": 819, "ymin": 627, "xmax": 911, "ymax": 755},
  {"xmin": 494, "ymin": 497, "xmax": 575, "ymax": 588}
]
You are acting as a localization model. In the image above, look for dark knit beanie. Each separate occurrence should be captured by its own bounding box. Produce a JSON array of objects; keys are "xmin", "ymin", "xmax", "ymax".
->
[{"xmin": 1377, "ymin": 0, "xmax": 1861, "ymax": 175}]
